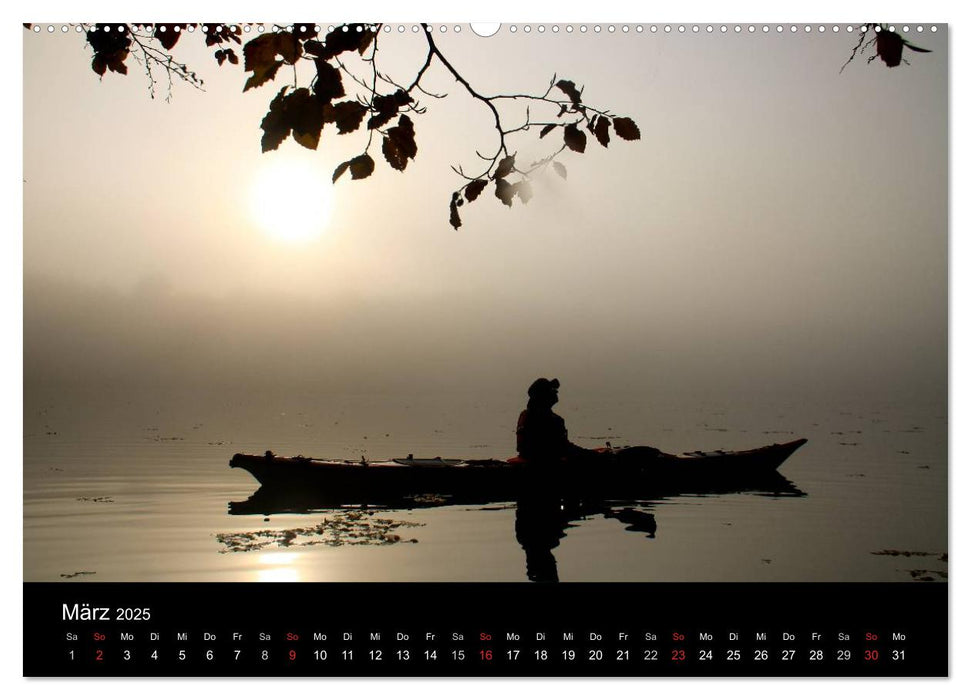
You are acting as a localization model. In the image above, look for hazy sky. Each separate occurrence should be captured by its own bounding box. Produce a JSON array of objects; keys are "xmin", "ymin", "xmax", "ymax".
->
[{"xmin": 22, "ymin": 23, "xmax": 947, "ymax": 407}]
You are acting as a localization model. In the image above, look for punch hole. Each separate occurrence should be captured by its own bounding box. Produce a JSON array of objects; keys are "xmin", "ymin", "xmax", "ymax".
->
[{"xmin": 470, "ymin": 23, "xmax": 500, "ymax": 37}]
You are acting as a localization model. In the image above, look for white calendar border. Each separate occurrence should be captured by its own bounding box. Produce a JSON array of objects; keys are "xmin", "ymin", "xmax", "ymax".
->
[{"xmin": 4, "ymin": 0, "xmax": 965, "ymax": 697}]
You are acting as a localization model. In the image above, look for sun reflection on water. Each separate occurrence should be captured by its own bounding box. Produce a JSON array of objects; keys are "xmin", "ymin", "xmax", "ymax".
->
[{"xmin": 256, "ymin": 552, "xmax": 301, "ymax": 582}]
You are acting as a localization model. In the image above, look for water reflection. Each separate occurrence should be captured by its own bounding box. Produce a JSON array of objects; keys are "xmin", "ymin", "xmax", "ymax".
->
[
  {"xmin": 256, "ymin": 552, "xmax": 301, "ymax": 582},
  {"xmin": 514, "ymin": 495, "xmax": 569, "ymax": 583},
  {"xmin": 229, "ymin": 470, "xmax": 804, "ymax": 515},
  {"xmin": 513, "ymin": 471, "xmax": 802, "ymax": 582},
  {"xmin": 228, "ymin": 471, "xmax": 804, "ymax": 581}
]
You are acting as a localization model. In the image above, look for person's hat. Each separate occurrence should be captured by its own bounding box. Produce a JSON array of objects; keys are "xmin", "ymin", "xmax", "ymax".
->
[{"xmin": 528, "ymin": 377, "xmax": 560, "ymax": 398}]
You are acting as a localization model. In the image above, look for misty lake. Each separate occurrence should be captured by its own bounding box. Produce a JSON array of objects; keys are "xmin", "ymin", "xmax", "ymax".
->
[{"xmin": 23, "ymin": 389, "xmax": 947, "ymax": 583}]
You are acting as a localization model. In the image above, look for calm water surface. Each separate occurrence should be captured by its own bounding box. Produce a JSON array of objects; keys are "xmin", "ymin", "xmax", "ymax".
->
[{"xmin": 23, "ymin": 391, "xmax": 947, "ymax": 582}]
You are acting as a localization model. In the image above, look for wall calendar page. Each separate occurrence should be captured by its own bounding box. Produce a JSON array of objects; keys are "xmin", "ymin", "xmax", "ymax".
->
[{"xmin": 20, "ymin": 8, "xmax": 949, "ymax": 682}]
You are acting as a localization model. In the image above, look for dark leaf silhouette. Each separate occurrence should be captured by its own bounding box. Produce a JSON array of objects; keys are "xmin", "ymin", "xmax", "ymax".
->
[
  {"xmin": 244, "ymin": 60, "xmax": 282, "ymax": 91},
  {"xmin": 303, "ymin": 39, "xmax": 326, "ymax": 57},
  {"xmin": 105, "ymin": 51, "xmax": 129, "ymax": 74},
  {"xmin": 87, "ymin": 24, "xmax": 132, "ymax": 77},
  {"xmin": 215, "ymin": 49, "xmax": 227, "ymax": 66},
  {"xmin": 494, "ymin": 155, "xmax": 516, "ymax": 179},
  {"xmin": 260, "ymin": 87, "xmax": 291, "ymax": 152},
  {"xmin": 285, "ymin": 88, "xmax": 325, "ymax": 150},
  {"xmin": 563, "ymin": 123, "xmax": 586, "ymax": 153},
  {"xmin": 317, "ymin": 24, "xmax": 376, "ymax": 60},
  {"xmin": 495, "ymin": 178, "xmax": 516, "ymax": 207},
  {"xmin": 226, "ymin": 48, "xmax": 239, "ymax": 65},
  {"xmin": 516, "ymin": 179, "xmax": 533, "ymax": 204},
  {"xmin": 876, "ymin": 31, "xmax": 904, "ymax": 67},
  {"xmin": 612, "ymin": 116, "xmax": 641, "ymax": 140},
  {"xmin": 875, "ymin": 30, "xmax": 931, "ymax": 68},
  {"xmin": 313, "ymin": 60, "xmax": 346, "ymax": 103},
  {"xmin": 555, "ymin": 79, "xmax": 582, "ymax": 106},
  {"xmin": 92, "ymin": 55, "xmax": 108, "ymax": 76},
  {"xmin": 323, "ymin": 100, "xmax": 368, "ymax": 134},
  {"xmin": 449, "ymin": 194, "xmax": 462, "ymax": 229},
  {"xmin": 591, "ymin": 115, "xmax": 611, "ymax": 147},
  {"xmin": 382, "ymin": 115, "xmax": 418, "ymax": 171},
  {"xmin": 552, "ymin": 162, "xmax": 567, "ymax": 179},
  {"xmin": 204, "ymin": 24, "xmax": 241, "ymax": 47},
  {"xmin": 293, "ymin": 24, "xmax": 319, "ymax": 40},
  {"xmin": 464, "ymin": 179, "xmax": 488, "ymax": 202},
  {"xmin": 243, "ymin": 33, "xmax": 275, "ymax": 69},
  {"xmin": 367, "ymin": 90, "xmax": 412, "ymax": 130},
  {"xmin": 539, "ymin": 124, "xmax": 557, "ymax": 138},
  {"xmin": 333, "ymin": 153, "xmax": 375, "ymax": 183},
  {"xmin": 243, "ymin": 34, "xmax": 285, "ymax": 91},
  {"xmin": 154, "ymin": 24, "xmax": 184, "ymax": 51},
  {"xmin": 274, "ymin": 31, "xmax": 301, "ymax": 65}
]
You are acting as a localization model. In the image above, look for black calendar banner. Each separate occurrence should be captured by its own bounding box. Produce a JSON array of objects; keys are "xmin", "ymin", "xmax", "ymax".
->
[{"xmin": 24, "ymin": 582, "xmax": 946, "ymax": 676}]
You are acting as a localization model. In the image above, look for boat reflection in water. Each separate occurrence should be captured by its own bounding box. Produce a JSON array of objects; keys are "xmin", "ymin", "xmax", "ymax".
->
[{"xmin": 228, "ymin": 463, "xmax": 805, "ymax": 582}]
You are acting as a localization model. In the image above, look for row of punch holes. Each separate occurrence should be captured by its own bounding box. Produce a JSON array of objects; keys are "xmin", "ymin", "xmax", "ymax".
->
[{"xmin": 29, "ymin": 23, "xmax": 941, "ymax": 36}]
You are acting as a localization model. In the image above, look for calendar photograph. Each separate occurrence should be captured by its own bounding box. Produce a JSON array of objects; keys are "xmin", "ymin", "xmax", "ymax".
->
[{"xmin": 23, "ymin": 21, "xmax": 947, "ymax": 596}]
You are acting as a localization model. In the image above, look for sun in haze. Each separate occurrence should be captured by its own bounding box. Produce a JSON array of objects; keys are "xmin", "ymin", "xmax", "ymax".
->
[{"xmin": 249, "ymin": 156, "xmax": 335, "ymax": 242}]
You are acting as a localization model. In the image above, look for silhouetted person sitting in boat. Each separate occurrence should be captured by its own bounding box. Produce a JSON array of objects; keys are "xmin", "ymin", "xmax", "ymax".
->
[{"xmin": 516, "ymin": 378, "xmax": 599, "ymax": 464}]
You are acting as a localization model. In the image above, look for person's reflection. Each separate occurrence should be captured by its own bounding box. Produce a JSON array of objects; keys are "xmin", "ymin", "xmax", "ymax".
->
[{"xmin": 514, "ymin": 493, "xmax": 569, "ymax": 582}]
